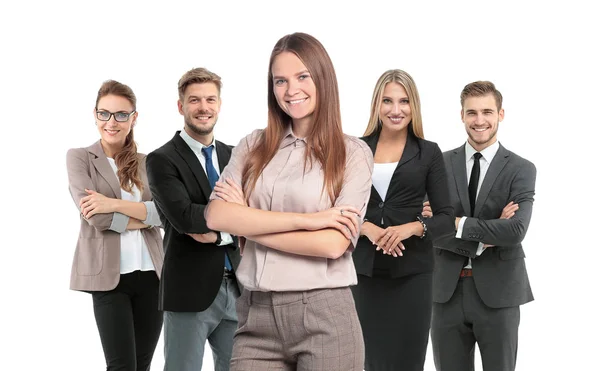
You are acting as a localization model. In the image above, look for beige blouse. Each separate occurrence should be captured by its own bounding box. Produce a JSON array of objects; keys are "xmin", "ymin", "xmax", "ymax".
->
[{"xmin": 210, "ymin": 126, "xmax": 373, "ymax": 292}]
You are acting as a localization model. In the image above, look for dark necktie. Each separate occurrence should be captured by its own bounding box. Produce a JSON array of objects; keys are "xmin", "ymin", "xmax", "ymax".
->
[
  {"xmin": 201, "ymin": 146, "xmax": 233, "ymax": 271},
  {"xmin": 468, "ymin": 152, "xmax": 483, "ymax": 216}
]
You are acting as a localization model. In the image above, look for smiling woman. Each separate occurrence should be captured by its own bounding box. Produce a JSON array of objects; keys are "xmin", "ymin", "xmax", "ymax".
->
[
  {"xmin": 65, "ymin": 80, "xmax": 165, "ymax": 371},
  {"xmin": 204, "ymin": 32, "xmax": 373, "ymax": 371}
]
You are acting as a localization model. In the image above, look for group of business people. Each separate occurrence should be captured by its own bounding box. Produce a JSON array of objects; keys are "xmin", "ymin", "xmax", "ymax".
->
[{"xmin": 66, "ymin": 32, "xmax": 536, "ymax": 371}]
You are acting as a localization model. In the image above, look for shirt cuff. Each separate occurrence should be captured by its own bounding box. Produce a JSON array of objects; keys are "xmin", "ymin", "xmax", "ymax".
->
[
  {"xmin": 109, "ymin": 212, "xmax": 129, "ymax": 233},
  {"xmin": 455, "ymin": 216, "xmax": 468, "ymax": 238},
  {"xmin": 219, "ymin": 232, "xmax": 234, "ymax": 246},
  {"xmin": 142, "ymin": 201, "xmax": 162, "ymax": 227},
  {"xmin": 475, "ymin": 243, "xmax": 486, "ymax": 256}
]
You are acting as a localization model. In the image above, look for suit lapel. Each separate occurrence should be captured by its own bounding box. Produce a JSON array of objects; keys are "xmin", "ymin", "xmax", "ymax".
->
[
  {"xmin": 215, "ymin": 141, "xmax": 231, "ymax": 173},
  {"xmin": 139, "ymin": 155, "xmax": 151, "ymax": 201},
  {"xmin": 89, "ymin": 141, "xmax": 121, "ymax": 199},
  {"xmin": 451, "ymin": 145, "xmax": 471, "ymax": 216},
  {"xmin": 172, "ymin": 133, "xmax": 213, "ymax": 199},
  {"xmin": 473, "ymin": 143, "xmax": 510, "ymax": 216}
]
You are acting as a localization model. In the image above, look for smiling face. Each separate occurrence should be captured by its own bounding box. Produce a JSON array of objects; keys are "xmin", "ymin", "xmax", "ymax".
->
[
  {"xmin": 178, "ymin": 82, "xmax": 221, "ymax": 138},
  {"xmin": 461, "ymin": 93, "xmax": 504, "ymax": 151},
  {"xmin": 271, "ymin": 51, "xmax": 317, "ymax": 128},
  {"xmin": 379, "ymin": 82, "xmax": 412, "ymax": 134},
  {"xmin": 95, "ymin": 94, "xmax": 137, "ymax": 150}
]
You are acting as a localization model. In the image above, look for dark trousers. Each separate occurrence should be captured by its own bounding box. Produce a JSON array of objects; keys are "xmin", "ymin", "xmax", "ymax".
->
[
  {"xmin": 431, "ymin": 276, "xmax": 520, "ymax": 371},
  {"xmin": 92, "ymin": 270, "xmax": 163, "ymax": 371},
  {"xmin": 351, "ymin": 272, "xmax": 433, "ymax": 371}
]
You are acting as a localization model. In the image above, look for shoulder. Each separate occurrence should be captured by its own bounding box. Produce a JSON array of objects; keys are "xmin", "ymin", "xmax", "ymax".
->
[
  {"xmin": 239, "ymin": 128, "xmax": 265, "ymax": 151},
  {"xmin": 66, "ymin": 147, "xmax": 88, "ymax": 159},
  {"xmin": 503, "ymin": 146, "xmax": 536, "ymax": 171},
  {"xmin": 343, "ymin": 134, "xmax": 374, "ymax": 165}
]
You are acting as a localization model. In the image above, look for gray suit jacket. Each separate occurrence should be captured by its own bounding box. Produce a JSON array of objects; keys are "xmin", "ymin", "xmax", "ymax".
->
[
  {"xmin": 66, "ymin": 141, "xmax": 164, "ymax": 292},
  {"xmin": 433, "ymin": 142, "xmax": 535, "ymax": 308}
]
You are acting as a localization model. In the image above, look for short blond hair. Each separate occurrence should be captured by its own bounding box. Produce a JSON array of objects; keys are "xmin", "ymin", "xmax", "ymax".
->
[{"xmin": 178, "ymin": 67, "xmax": 222, "ymax": 101}]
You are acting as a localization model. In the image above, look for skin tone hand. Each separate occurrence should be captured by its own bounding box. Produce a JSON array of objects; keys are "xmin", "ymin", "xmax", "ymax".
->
[
  {"xmin": 80, "ymin": 189, "xmax": 116, "ymax": 219},
  {"xmin": 363, "ymin": 222, "xmax": 404, "ymax": 257},
  {"xmin": 376, "ymin": 223, "xmax": 421, "ymax": 257},
  {"xmin": 304, "ymin": 206, "xmax": 361, "ymax": 240},
  {"xmin": 187, "ymin": 231, "xmax": 218, "ymax": 244},
  {"xmin": 214, "ymin": 179, "xmax": 247, "ymax": 206},
  {"xmin": 422, "ymin": 201, "xmax": 432, "ymax": 218}
]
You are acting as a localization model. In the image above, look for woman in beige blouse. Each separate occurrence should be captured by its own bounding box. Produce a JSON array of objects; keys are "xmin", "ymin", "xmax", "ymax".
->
[{"xmin": 205, "ymin": 32, "xmax": 373, "ymax": 371}]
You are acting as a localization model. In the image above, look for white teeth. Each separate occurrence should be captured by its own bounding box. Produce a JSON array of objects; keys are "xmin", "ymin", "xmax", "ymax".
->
[
  {"xmin": 474, "ymin": 128, "xmax": 488, "ymax": 132},
  {"xmin": 196, "ymin": 116, "xmax": 210, "ymax": 120},
  {"xmin": 389, "ymin": 117, "xmax": 404, "ymax": 122},
  {"xmin": 289, "ymin": 98, "xmax": 307, "ymax": 105}
]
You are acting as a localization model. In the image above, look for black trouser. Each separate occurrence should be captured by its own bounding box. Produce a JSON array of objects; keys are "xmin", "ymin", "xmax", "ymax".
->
[{"xmin": 92, "ymin": 270, "xmax": 163, "ymax": 371}]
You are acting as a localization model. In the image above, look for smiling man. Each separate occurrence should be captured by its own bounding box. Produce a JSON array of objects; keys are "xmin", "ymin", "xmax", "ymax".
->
[
  {"xmin": 429, "ymin": 81, "xmax": 537, "ymax": 371},
  {"xmin": 146, "ymin": 68, "xmax": 241, "ymax": 371}
]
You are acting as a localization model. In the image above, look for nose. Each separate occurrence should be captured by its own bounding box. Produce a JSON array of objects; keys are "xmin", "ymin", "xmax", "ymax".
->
[
  {"xmin": 391, "ymin": 103, "xmax": 401, "ymax": 115},
  {"xmin": 286, "ymin": 80, "xmax": 300, "ymax": 96},
  {"xmin": 475, "ymin": 113, "xmax": 486, "ymax": 124}
]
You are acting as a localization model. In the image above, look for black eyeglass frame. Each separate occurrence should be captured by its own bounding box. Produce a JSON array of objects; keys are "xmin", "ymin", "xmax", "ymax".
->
[{"xmin": 95, "ymin": 109, "xmax": 137, "ymax": 122}]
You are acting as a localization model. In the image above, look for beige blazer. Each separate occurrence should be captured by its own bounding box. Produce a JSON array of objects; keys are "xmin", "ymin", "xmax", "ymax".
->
[{"xmin": 66, "ymin": 141, "xmax": 164, "ymax": 292}]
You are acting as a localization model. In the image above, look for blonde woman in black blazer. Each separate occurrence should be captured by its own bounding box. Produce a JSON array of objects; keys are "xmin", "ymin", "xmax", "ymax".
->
[
  {"xmin": 66, "ymin": 80, "xmax": 164, "ymax": 371},
  {"xmin": 351, "ymin": 70, "xmax": 454, "ymax": 371}
]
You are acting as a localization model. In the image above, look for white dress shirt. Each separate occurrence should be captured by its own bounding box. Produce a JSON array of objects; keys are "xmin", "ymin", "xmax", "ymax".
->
[
  {"xmin": 106, "ymin": 158, "xmax": 155, "ymax": 274},
  {"xmin": 179, "ymin": 129, "xmax": 233, "ymax": 246},
  {"xmin": 456, "ymin": 140, "xmax": 499, "ymax": 268}
]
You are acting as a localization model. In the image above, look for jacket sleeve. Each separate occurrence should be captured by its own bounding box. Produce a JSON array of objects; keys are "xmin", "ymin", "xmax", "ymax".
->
[
  {"xmin": 146, "ymin": 150, "xmax": 211, "ymax": 234},
  {"xmin": 461, "ymin": 161, "xmax": 536, "ymax": 247},
  {"xmin": 66, "ymin": 148, "xmax": 129, "ymax": 232}
]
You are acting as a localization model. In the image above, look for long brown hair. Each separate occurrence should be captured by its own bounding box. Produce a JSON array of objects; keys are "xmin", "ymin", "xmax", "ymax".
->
[
  {"xmin": 363, "ymin": 69, "xmax": 424, "ymax": 139},
  {"xmin": 242, "ymin": 32, "xmax": 346, "ymax": 204},
  {"xmin": 95, "ymin": 80, "xmax": 143, "ymax": 193}
]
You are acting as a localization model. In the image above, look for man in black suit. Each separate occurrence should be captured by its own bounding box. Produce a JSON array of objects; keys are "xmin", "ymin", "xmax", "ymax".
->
[
  {"xmin": 427, "ymin": 81, "xmax": 536, "ymax": 371},
  {"xmin": 146, "ymin": 67, "xmax": 241, "ymax": 371}
]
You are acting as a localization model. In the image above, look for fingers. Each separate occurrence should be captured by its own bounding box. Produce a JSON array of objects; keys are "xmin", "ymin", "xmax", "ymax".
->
[
  {"xmin": 85, "ymin": 189, "xmax": 97, "ymax": 195},
  {"xmin": 422, "ymin": 206, "xmax": 432, "ymax": 218},
  {"xmin": 423, "ymin": 201, "xmax": 430, "ymax": 207},
  {"xmin": 337, "ymin": 205, "xmax": 361, "ymax": 216},
  {"xmin": 501, "ymin": 203, "xmax": 519, "ymax": 219}
]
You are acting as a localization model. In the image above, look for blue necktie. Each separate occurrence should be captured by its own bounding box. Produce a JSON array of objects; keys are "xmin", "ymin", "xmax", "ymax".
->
[{"xmin": 201, "ymin": 146, "xmax": 233, "ymax": 271}]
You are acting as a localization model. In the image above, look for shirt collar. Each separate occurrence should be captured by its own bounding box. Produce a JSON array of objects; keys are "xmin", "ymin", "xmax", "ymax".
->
[
  {"xmin": 179, "ymin": 129, "xmax": 215, "ymax": 155},
  {"xmin": 465, "ymin": 140, "xmax": 499, "ymax": 164},
  {"xmin": 279, "ymin": 124, "xmax": 307, "ymax": 149}
]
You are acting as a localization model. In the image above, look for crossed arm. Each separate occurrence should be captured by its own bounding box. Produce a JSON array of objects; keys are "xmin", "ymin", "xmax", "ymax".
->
[{"xmin": 205, "ymin": 179, "xmax": 361, "ymax": 259}]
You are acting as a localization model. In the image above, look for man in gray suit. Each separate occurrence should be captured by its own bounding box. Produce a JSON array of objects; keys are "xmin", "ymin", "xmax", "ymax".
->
[{"xmin": 427, "ymin": 81, "xmax": 536, "ymax": 371}]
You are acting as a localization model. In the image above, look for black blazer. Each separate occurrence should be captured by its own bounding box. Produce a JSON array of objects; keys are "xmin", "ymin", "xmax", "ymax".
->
[
  {"xmin": 146, "ymin": 131, "xmax": 241, "ymax": 312},
  {"xmin": 354, "ymin": 128, "xmax": 455, "ymax": 278}
]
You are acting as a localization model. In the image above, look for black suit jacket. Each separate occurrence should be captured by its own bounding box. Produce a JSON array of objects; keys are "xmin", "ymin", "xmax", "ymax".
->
[
  {"xmin": 433, "ymin": 143, "xmax": 535, "ymax": 308},
  {"xmin": 146, "ymin": 131, "xmax": 241, "ymax": 312},
  {"xmin": 354, "ymin": 128, "xmax": 454, "ymax": 278}
]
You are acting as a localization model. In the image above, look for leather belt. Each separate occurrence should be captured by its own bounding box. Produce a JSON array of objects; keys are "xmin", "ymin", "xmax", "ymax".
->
[{"xmin": 460, "ymin": 269, "xmax": 473, "ymax": 278}]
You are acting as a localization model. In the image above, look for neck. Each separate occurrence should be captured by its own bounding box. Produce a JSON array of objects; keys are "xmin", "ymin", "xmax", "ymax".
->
[
  {"xmin": 291, "ymin": 117, "xmax": 312, "ymax": 138},
  {"xmin": 379, "ymin": 125, "xmax": 408, "ymax": 145},
  {"xmin": 184, "ymin": 126, "xmax": 213, "ymax": 146},
  {"xmin": 468, "ymin": 138, "xmax": 497, "ymax": 152},
  {"xmin": 100, "ymin": 140, "xmax": 123, "ymax": 158}
]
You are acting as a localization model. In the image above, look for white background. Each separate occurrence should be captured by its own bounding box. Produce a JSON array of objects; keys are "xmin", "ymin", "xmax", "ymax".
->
[{"xmin": 1, "ymin": 0, "xmax": 598, "ymax": 370}]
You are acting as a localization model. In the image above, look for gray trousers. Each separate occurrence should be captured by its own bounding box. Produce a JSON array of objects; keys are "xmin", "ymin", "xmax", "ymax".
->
[
  {"xmin": 431, "ymin": 276, "xmax": 520, "ymax": 371},
  {"xmin": 231, "ymin": 286, "xmax": 365, "ymax": 371},
  {"xmin": 163, "ymin": 276, "xmax": 239, "ymax": 371}
]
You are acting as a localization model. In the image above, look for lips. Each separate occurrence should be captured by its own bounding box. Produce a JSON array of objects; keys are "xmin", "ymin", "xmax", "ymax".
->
[
  {"xmin": 287, "ymin": 98, "xmax": 307, "ymax": 105},
  {"xmin": 472, "ymin": 127, "xmax": 489, "ymax": 132},
  {"xmin": 104, "ymin": 129, "xmax": 119, "ymax": 136},
  {"xmin": 389, "ymin": 116, "xmax": 405, "ymax": 123}
]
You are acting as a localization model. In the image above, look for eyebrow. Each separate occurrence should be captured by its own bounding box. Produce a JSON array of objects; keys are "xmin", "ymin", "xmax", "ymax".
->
[
  {"xmin": 188, "ymin": 95, "xmax": 218, "ymax": 100},
  {"xmin": 381, "ymin": 95, "xmax": 408, "ymax": 100},
  {"xmin": 273, "ymin": 69, "xmax": 310, "ymax": 80}
]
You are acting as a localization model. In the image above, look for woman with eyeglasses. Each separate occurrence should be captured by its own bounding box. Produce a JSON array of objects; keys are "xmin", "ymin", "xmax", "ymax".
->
[{"xmin": 66, "ymin": 80, "xmax": 164, "ymax": 371}]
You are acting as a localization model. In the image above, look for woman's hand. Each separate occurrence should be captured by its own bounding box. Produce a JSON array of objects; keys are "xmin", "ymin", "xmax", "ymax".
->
[
  {"xmin": 303, "ymin": 206, "xmax": 361, "ymax": 240},
  {"xmin": 80, "ymin": 189, "xmax": 116, "ymax": 219},
  {"xmin": 376, "ymin": 224, "xmax": 416, "ymax": 257},
  {"xmin": 214, "ymin": 178, "xmax": 247, "ymax": 206}
]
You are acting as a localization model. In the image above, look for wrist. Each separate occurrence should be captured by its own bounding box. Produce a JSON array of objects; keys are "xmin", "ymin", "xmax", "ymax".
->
[{"xmin": 110, "ymin": 198, "xmax": 121, "ymax": 213}]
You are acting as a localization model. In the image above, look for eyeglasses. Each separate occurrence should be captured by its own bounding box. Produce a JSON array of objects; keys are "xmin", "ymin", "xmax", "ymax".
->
[{"xmin": 96, "ymin": 109, "xmax": 136, "ymax": 122}]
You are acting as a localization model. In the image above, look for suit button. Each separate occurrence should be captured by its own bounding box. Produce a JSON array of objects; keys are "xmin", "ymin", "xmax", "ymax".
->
[{"xmin": 378, "ymin": 202, "xmax": 384, "ymax": 208}]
